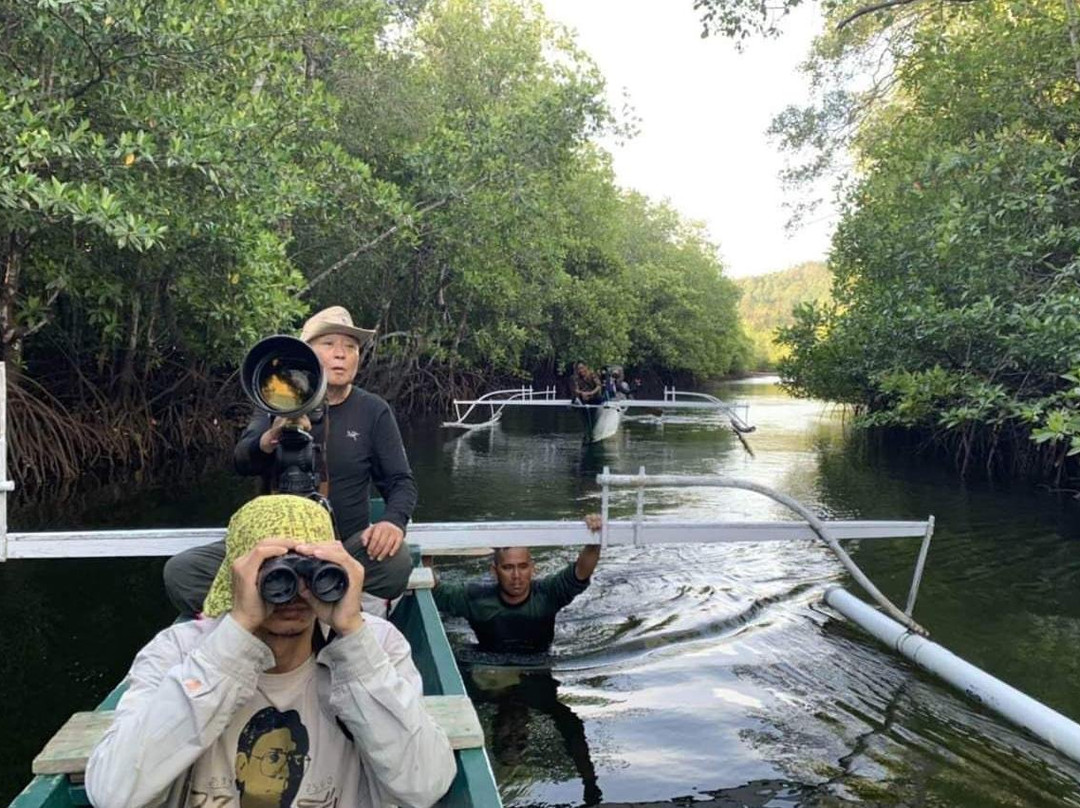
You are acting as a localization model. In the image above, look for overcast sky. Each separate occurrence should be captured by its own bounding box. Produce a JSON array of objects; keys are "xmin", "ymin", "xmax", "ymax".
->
[{"xmin": 540, "ymin": 0, "xmax": 834, "ymax": 278}]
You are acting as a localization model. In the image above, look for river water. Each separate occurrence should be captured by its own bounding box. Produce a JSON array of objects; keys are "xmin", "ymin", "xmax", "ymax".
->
[{"xmin": 4, "ymin": 378, "xmax": 1080, "ymax": 806}]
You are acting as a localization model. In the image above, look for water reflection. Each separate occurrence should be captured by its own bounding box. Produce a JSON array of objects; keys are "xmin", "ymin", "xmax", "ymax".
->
[{"xmin": 463, "ymin": 665, "xmax": 603, "ymax": 806}]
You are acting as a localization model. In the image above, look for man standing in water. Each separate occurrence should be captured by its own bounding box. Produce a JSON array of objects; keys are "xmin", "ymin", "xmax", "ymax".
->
[
  {"xmin": 165, "ymin": 306, "xmax": 417, "ymax": 617},
  {"xmin": 430, "ymin": 515, "xmax": 602, "ymax": 654},
  {"xmin": 570, "ymin": 362, "xmax": 603, "ymax": 404}
]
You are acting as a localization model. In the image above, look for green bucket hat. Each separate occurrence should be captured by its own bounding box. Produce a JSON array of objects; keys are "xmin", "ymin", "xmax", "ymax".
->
[{"xmin": 203, "ymin": 495, "xmax": 336, "ymax": 617}]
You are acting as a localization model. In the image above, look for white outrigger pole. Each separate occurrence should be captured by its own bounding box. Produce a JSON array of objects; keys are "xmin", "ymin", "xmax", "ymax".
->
[
  {"xmin": 442, "ymin": 386, "xmax": 754, "ymax": 443},
  {"xmin": 594, "ymin": 469, "xmax": 1080, "ymax": 766}
]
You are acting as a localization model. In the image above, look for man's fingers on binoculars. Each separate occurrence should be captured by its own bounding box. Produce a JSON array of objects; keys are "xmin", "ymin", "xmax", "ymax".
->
[
  {"xmin": 233, "ymin": 540, "xmax": 297, "ymax": 576},
  {"xmin": 248, "ymin": 538, "xmax": 300, "ymax": 558},
  {"xmin": 298, "ymin": 541, "xmax": 357, "ymax": 567}
]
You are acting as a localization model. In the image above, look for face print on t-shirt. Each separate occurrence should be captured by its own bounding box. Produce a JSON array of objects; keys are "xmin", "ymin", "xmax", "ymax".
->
[{"xmin": 234, "ymin": 707, "xmax": 310, "ymax": 808}]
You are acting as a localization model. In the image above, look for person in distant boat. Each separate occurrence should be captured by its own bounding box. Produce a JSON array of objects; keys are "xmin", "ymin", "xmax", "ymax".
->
[
  {"xmin": 611, "ymin": 366, "xmax": 631, "ymax": 398},
  {"xmin": 164, "ymin": 305, "xmax": 417, "ymax": 618},
  {"xmin": 428, "ymin": 515, "xmax": 602, "ymax": 654},
  {"xmin": 86, "ymin": 495, "xmax": 455, "ymax": 808},
  {"xmin": 570, "ymin": 362, "xmax": 603, "ymax": 405}
]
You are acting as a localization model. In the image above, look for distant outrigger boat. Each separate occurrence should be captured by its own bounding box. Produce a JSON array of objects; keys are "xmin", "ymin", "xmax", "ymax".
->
[{"xmin": 442, "ymin": 386, "xmax": 756, "ymax": 443}]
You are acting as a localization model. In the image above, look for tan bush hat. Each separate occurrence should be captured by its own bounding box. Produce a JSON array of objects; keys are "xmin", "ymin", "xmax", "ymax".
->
[
  {"xmin": 299, "ymin": 306, "xmax": 376, "ymax": 346},
  {"xmin": 202, "ymin": 495, "xmax": 336, "ymax": 617}
]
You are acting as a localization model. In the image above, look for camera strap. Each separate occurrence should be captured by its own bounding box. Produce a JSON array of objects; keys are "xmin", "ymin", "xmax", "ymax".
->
[
  {"xmin": 316, "ymin": 408, "xmax": 339, "ymax": 540},
  {"xmin": 318, "ymin": 407, "xmax": 331, "ymax": 499}
]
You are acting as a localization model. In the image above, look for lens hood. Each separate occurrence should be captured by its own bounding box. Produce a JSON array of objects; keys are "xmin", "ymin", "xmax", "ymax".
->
[{"xmin": 240, "ymin": 335, "xmax": 327, "ymax": 418}]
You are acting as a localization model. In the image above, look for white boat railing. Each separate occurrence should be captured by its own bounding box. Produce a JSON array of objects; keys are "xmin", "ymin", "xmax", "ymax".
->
[
  {"xmin": 2, "ymin": 518, "xmax": 934, "ymax": 560},
  {"xmin": 441, "ymin": 386, "xmax": 560, "ymax": 430},
  {"xmin": 443, "ymin": 384, "xmax": 754, "ymax": 436},
  {"xmin": 659, "ymin": 387, "xmax": 754, "ymax": 432}
]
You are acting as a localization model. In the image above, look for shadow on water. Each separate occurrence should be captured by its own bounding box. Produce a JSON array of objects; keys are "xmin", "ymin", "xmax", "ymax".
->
[
  {"xmin": 7, "ymin": 379, "xmax": 1080, "ymax": 806},
  {"xmin": 461, "ymin": 663, "xmax": 603, "ymax": 807}
]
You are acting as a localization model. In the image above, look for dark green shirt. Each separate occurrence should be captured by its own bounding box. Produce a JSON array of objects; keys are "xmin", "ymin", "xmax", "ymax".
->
[{"xmin": 433, "ymin": 564, "xmax": 590, "ymax": 653}]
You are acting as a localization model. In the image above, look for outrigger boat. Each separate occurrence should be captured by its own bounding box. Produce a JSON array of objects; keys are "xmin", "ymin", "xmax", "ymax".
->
[
  {"xmin": 9, "ymin": 468, "xmax": 1080, "ymax": 807},
  {"xmin": 442, "ymin": 386, "xmax": 756, "ymax": 443}
]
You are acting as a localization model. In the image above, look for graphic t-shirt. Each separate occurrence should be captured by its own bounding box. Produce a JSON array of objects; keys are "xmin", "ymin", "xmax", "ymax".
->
[
  {"xmin": 185, "ymin": 656, "xmax": 360, "ymax": 808},
  {"xmin": 433, "ymin": 563, "xmax": 590, "ymax": 653}
]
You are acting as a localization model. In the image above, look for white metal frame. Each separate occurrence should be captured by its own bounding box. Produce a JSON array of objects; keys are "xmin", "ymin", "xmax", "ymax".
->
[
  {"xmin": 597, "ymin": 467, "xmax": 933, "ymax": 633},
  {"xmin": 441, "ymin": 386, "xmax": 560, "ymax": 431}
]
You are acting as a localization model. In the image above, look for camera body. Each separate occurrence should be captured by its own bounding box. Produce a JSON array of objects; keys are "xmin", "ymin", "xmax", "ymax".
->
[{"xmin": 258, "ymin": 552, "xmax": 348, "ymax": 604}]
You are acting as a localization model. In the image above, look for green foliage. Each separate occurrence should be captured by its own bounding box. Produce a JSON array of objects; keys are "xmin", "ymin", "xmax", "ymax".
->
[
  {"xmin": 775, "ymin": 0, "xmax": 1080, "ymax": 478},
  {"xmin": 737, "ymin": 261, "xmax": 830, "ymax": 369},
  {"xmin": 0, "ymin": 0, "xmax": 393, "ymax": 369}
]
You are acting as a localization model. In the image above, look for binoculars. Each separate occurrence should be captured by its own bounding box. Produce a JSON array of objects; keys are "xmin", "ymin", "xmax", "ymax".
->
[{"xmin": 257, "ymin": 553, "xmax": 348, "ymax": 604}]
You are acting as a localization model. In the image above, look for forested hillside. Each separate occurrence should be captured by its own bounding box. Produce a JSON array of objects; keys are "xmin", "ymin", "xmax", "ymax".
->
[
  {"xmin": 772, "ymin": 0, "xmax": 1080, "ymax": 481},
  {"xmin": 737, "ymin": 262, "xmax": 829, "ymax": 369},
  {"xmin": 0, "ymin": 0, "xmax": 748, "ymax": 484}
]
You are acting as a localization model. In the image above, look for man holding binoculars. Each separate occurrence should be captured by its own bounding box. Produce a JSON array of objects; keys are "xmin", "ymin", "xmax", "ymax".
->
[
  {"xmin": 164, "ymin": 306, "xmax": 418, "ymax": 617},
  {"xmin": 88, "ymin": 495, "xmax": 455, "ymax": 808}
]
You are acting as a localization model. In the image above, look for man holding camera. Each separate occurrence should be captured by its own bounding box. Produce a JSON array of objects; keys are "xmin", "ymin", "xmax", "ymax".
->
[
  {"xmin": 87, "ymin": 495, "xmax": 455, "ymax": 808},
  {"xmin": 165, "ymin": 306, "xmax": 418, "ymax": 617}
]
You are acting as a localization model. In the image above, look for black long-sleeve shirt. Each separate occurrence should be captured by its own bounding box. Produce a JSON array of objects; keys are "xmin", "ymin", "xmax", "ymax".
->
[{"xmin": 234, "ymin": 387, "xmax": 418, "ymax": 539}]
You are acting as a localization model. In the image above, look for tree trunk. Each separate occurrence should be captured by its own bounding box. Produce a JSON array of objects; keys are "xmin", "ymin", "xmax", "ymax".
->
[
  {"xmin": 0, "ymin": 231, "xmax": 24, "ymax": 369},
  {"xmin": 1066, "ymin": 0, "xmax": 1080, "ymax": 85}
]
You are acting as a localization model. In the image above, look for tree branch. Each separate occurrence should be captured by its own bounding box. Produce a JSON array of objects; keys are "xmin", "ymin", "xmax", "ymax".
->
[
  {"xmin": 298, "ymin": 177, "xmax": 489, "ymax": 297},
  {"xmin": 836, "ymin": 0, "xmax": 980, "ymax": 30}
]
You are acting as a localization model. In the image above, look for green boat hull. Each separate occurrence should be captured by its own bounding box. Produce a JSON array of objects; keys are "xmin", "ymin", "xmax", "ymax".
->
[{"xmin": 9, "ymin": 587, "xmax": 501, "ymax": 808}]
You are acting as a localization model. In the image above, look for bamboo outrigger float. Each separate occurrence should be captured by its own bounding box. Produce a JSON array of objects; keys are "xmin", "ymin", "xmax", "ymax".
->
[{"xmin": 440, "ymin": 385, "xmax": 755, "ymax": 443}]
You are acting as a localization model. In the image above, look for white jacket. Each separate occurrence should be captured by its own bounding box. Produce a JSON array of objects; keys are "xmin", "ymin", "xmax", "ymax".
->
[{"xmin": 85, "ymin": 614, "xmax": 456, "ymax": 808}]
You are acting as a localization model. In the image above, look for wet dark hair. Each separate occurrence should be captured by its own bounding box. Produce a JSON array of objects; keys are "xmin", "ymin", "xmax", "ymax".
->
[
  {"xmin": 236, "ymin": 706, "xmax": 310, "ymax": 805},
  {"xmin": 492, "ymin": 547, "xmax": 532, "ymax": 565}
]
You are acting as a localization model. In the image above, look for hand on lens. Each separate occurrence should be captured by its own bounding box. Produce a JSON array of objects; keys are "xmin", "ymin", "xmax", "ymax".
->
[
  {"xmin": 259, "ymin": 415, "xmax": 313, "ymax": 454},
  {"xmin": 229, "ymin": 538, "xmax": 299, "ymax": 633},
  {"xmin": 292, "ymin": 542, "xmax": 366, "ymax": 635},
  {"xmin": 361, "ymin": 521, "xmax": 404, "ymax": 562}
]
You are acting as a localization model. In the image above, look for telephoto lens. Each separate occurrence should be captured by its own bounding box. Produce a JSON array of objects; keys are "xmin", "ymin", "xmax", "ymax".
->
[{"xmin": 257, "ymin": 554, "xmax": 349, "ymax": 604}]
